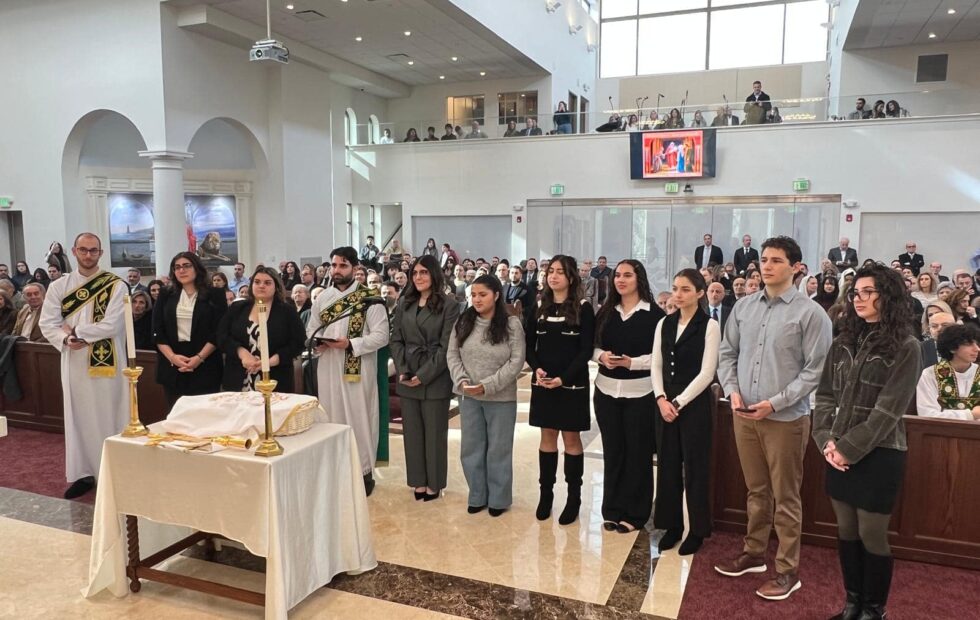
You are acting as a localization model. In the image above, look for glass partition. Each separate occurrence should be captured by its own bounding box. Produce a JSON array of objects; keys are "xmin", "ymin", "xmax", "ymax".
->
[{"xmin": 526, "ymin": 197, "xmax": 840, "ymax": 293}]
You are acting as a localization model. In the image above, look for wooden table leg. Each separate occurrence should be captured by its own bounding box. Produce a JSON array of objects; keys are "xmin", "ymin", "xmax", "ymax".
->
[{"xmin": 125, "ymin": 515, "xmax": 142, "ymax": 593}]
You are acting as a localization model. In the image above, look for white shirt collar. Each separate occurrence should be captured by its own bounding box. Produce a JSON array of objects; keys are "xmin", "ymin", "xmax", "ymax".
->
[{"xmin": 615, "ymin": 300, "xmax": 651, "ymax": 320}]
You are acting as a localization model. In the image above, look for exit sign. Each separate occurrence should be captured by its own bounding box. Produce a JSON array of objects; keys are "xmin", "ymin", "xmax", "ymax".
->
[
  {"xmin": 793, "ymin": 178, "xmax": 810, "ymax": 192},
  {"xmin": 664, "ymin": 182, "xmax": 680, "ymax": 194},
  {"xmin": 0, "ymin": 197, "xmax": 11, "ymax": 209},
  {"xmin": 550, "ymin": 184, "xmax": 564, "ymax": 196}
]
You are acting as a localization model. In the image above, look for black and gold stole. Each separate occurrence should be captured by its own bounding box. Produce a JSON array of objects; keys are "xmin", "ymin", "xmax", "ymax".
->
[
  {"xmin": 61, "ymin": 271, "xmax": 122, "ymax": 378},
  {"xmin": 318, "ymin": 283, "xmax": 382, "ymax": 382},
  {"xmin": 934, "ymin": 360, "xmax": 980, "ymax": 411}
]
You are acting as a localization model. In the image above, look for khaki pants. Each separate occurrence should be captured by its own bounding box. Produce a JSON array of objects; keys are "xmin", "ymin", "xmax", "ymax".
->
[{"xmin": 733, "ymin": 414, "xmax": 810, "ymax": 575}]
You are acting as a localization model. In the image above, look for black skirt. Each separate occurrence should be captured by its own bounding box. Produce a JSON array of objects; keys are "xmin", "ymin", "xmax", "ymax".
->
[
  {"xmin": 529, "ymin": 384, "xmax": 591, "ymax": 431},
  {"xmin": 825, "ymin": 447, "xmax": 906, "ymax": 514}
]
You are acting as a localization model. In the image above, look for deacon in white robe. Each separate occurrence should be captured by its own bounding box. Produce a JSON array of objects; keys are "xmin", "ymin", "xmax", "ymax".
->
[
  {"xmin": 39, "ymin": 267, "xmax": 129, "ymax": 486},
  {"xmin": 307, "ymin": 283, "xmax": 389, "ymax": 476}
]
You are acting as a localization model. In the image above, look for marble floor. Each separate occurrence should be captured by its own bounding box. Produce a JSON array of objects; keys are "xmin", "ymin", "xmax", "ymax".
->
[{"xmin": 1, "ymin": 370, "xmax": 695, "ymax": 619}]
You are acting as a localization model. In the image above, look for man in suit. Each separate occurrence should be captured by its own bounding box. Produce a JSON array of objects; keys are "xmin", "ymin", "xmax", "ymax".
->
[
  {"xmin": 921, "ymin": 312, "xmax": 955, "ymax": 369},
  {"xmin": 898, "ymin": 241, "xmax": 925, "ymax": 276},
  {"xmin": 695, "ymin": 233, "xmax": 723, "ymax": 269},
  {"xmin": 706, "ymin": 282, "xmax": 729, "ymax": 331},
  {"xmin": 743, "ymin": 81, "xmax": 772, "ymax": 125},
  {"xmin": 504, "ymin": 265, "xmax": 528, "ymax": 305},
  {"xmin": 12, "ymin": 282, "xmax": 47, "ymax": 342},
  {"xmin": 126, "ymin": 268, "xmax": 147, "ymax": 294},
  {"xmin": 590, "ymin": 256, "xmax": 613, "ymax": 306},
  {"xmin": 929, "ymin": 261, "xmax": 949, "ymax": 282},
  {"xmin": 733, "ymin": 235, "xmax": 759, "ymax": 275},
  {"xmin": 520, "ymin": 117, "xmax": 543, "ymax": 136},
  {"xmin": 828, "ymin": 237, "xmax": 858, "ymax": 272}
]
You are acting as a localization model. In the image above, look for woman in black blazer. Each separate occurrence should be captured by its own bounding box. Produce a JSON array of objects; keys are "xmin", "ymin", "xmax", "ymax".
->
[
  {"xmin": 152, "ymin": 252, "xmax": 227, "ymax": 409},
  {"xmin": 217, "ymin": 266, "xmax": 306, "ymax": 393}
]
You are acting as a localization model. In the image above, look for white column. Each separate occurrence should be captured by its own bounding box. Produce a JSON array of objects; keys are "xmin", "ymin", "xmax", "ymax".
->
[{"xmin": 139, "ymin": 150, "xmax": 193, "ymax": 275}]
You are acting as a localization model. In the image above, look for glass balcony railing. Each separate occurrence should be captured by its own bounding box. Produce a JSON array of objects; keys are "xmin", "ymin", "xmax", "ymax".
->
[{"xmin": 349, "ymin": 88, "xmax": 980, "ymax": 146}]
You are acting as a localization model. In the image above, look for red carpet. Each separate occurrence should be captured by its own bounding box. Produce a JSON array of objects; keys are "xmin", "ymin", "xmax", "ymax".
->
[
  {"xmin": 678, "ymin": 531, "xmax": 980, "ymax": 619},
  {"xmin": 0, "ymin": 427, "xmax": 95, "ymax": 504}
]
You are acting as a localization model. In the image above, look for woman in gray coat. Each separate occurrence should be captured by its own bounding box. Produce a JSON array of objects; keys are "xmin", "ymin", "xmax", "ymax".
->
[
  {"xmin": 391, "ymin": 254, "xmax": 460, "ymax": 501},
  {"xmin": 448, "ymin": 275, "xmax": 526, "ymax": 516}
]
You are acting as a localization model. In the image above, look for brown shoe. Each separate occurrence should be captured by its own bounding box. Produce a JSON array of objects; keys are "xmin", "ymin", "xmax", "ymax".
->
[
  {"xmin": 756, "ymin": 572, "xmax": 801, "ymax": 601},
  {"xmin": 714, "ymin": 552, "xmax": 767, "ymax": 577}
]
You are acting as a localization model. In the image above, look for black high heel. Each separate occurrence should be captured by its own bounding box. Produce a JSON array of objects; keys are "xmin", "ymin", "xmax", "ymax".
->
[
  {"xmin": 423, "ymin": 490, "xmax": 441, "ymax": 502},
  {"xmin": 414, "ymin": 490, "xmax": 425, "ymax": 501}
]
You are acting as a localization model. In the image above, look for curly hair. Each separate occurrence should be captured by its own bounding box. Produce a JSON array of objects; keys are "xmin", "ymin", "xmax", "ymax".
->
[
  {"xmin": 837, "ymin": 263, "xmax": 914, "ymax": 355},
  {"xmin": 936, "ymin": 323, "xmax": 980, "ymax": 361}
]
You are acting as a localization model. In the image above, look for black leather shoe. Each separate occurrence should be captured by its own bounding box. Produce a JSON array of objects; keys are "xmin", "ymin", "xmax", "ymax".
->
[
  {"xmin": 658, "ymin": 528, "xmax": 683, "ymax": 552},
  {"xmin": 467, "ymin": 505, "xmax": 487, "ymax": 514},
  {"xmin": 488, "ymin": 507, "xmax": 506, "ymax": 517},
  {"xmin": 363, "ymin": 473, "xmax": 375, "ymax": 497},
  {"xmin": 414, "ymin": 490, "xmax": 425, "ymax": 501},
  {"xmin": 423, "ymin": 490, "xmax": 441, "ymax": 502},
  {"xmin": 615, "ymin": 522, "xmax": 637, "ymax": 534},
  {"xmin": 603, "ymin": 521, "xmax": 619, "ymax": 532},
  {"xmin": 678, "ymin": 535, "xmax": 704, "ymax": 556},
  {"xmin": 64, "ymin": 476, "xmax": 96, "ymax": 499}
]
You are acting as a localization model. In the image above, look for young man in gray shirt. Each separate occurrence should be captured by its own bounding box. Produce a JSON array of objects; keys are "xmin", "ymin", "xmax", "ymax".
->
[{"xmin": 715, "ymin": 236, "xmax": 833, "ymax": 601}]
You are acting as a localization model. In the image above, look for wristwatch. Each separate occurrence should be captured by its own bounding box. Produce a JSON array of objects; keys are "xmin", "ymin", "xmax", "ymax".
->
[{"xmin": 671, "ymin": 398, "xmax": 681, "ymax": 410}]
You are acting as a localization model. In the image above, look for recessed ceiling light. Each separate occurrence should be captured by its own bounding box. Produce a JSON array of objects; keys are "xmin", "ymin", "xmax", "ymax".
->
[
  {"xmin": 354, "ymin": 36, "xmax": 362, "ymax": 42},
  {"xmin": 948, "ymin": 8, "xmax": 956, "ymax": 14},
  {"xmin": 404, "ymin": 30, "xmax": 412, "ymax": 36},
  {"xmin": 439, "ymin": 75, "xmax": 445, "ymax": 80},
  {"xmin": 450, "ymin": 56, "xmax": 458, "ymax": 62},
  {"xmin": 407, "ymin": 60, "xmax": 414, "ymax": 65},
  {"xmin": 286, "ymin": 3, "xmax": 294, "ymax": 9},
  {"xmin": 929, "ymin": 32, "xmax": 937, "ymax": 38},
  {"xmin": 479, "ymin": 71, "xmax": 486, "ymax": 76}
]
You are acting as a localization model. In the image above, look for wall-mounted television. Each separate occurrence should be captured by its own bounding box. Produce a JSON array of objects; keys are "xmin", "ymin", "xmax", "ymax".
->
[{"xmin": 629, "ymin": 129, "xmax": 717, "ymax": 180}]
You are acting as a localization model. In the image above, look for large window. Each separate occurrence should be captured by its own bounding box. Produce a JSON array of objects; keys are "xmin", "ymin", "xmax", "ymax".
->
[
  {"xmin": 497, "ymin": 91, "xmax": 538, "ymax": 125},
  {"xmin": 447, "ymin": 95, "xmax": 485, "ymax": 128},
  {"xmin": 600, "ymin": 0, "xmax": 828, "ymax": 78}
]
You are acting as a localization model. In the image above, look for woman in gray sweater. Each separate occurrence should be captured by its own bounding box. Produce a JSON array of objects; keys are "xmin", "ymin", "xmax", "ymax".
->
[{"xmin": 447, "ymin": 275, "xmax": 526, "ymax": 516}]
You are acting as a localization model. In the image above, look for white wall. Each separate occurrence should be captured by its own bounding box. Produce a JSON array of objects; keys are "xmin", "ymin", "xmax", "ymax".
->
[
  {"xmin": 350, "ymin": 116, "xmax": 980, "ymax": 273},
  {"xmin": 828, "ymin": 0, "xmax": 859, "ymax": 116},
  {"xmin": 837, "ymin": 40, "xmax": 980, "ymax": 117}
]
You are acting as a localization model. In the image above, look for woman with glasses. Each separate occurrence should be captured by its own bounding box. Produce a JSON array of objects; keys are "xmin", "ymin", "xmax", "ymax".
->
[
  {"xmin": 390, "ymin": 254, "xmax": 460, "ymax": 501},
  {"xmin": 152, "ymin": 252, "xmax": 228, "ymax": 409},
  {"xmin": 217, "ymin": 267, "xmax": 306, "ymax": 392},
  {"xmin": 813, "ymin": 264, "xmax": 920, "ymax": 620}
]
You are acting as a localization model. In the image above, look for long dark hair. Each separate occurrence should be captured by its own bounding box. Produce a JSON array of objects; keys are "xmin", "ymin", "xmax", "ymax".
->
[
  {"xmin": 455, "ymin": 275, "xmax": 510, "ymax": 346},
  {"xmin": 167, "ymin": 252, "xmax": 209, "ymax": 294},
  {"xmin": 837, "ymin": 263, "xmax": 913, "ymax": 355},
  {"xmin": 673, "ymin": 267, "xmax": 708, "ymax": 311},
  {"xmin": 537, "ymin": 255, "xmax": 584, "ymax": 325},
  {"xmin": 595, "ymin": 260, "xmax": 655, "ymax": 343},
  {"xmin": 249, "ymin": 266, "xmax": 287, "ymax": 303},
  {"xmin": 402, "ymin": 254, "xmax": 447, "ymax": 315},
  {"xmin": 814, "ymin": 273, "xmax": 839, "ymax": 310}
]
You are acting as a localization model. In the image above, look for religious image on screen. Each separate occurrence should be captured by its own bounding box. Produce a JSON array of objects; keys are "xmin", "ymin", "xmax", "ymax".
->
[{"xmin": 641, "ymin": 131, "xmax": 704, "ymax": 178}]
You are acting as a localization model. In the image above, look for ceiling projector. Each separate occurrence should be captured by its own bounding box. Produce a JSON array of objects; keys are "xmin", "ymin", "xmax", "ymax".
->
[{"xmin": 250, "ymin": 39, "xmax": 289, "ymax": 64}]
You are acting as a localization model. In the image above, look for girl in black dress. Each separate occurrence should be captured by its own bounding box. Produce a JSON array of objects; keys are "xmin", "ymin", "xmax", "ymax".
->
[
  {"xmin": 526, "ymin": 255, "xmax": 595, "ymax": 525},
  {"xmin": 593, "ymin": 260, "xmax": 665, "ymax": 533},
  {"xmin": 653, "ymin": 269, "xmax": 720, "ymax": 555},
  {"xmin": 813, "ymin": 264, "xmax": 920, "ymax": 620}
]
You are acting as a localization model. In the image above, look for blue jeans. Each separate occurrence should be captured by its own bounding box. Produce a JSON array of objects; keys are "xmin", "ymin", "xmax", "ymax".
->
[
  {"xmin": 557, "ymin": 123, "xmax": 573, "ymax": 134},
  {"xmin": 459, "ymin": 398, "xmax": 517, "ymax": 509}
]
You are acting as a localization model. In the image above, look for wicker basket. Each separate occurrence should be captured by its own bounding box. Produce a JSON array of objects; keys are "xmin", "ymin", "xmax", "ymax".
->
[{"xmin": 273, "ymin": 399, "xmax": 321, "ymax": 436}]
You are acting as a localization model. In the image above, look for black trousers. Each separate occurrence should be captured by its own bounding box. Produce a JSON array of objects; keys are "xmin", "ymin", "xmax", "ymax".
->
[
  {"xmin": 594, "ymin": 390, "xmax": 656, "ymax": 528},
  {"xmin": 653, "ymin": 389, "xmax": 713, "ymax": 536}
]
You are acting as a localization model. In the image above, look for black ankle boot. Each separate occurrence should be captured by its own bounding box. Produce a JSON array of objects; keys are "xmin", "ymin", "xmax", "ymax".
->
[
  {"xmin": 857, "ymin": 551, "xmax": 893, "ymax": 620},
  {"xmin": 830, "ymin": 539, "xmax": 864, "ymax": 620},
  {"xmin": 658, "ymin": 528, "xmax": 683, "ymax": 552},
  {"xmin": 536, "ymin": 451, "xmax": 558, "ymax": 521},
  {"xmin": 558, "ymin": 453, "xmax": 583, "ymax": 525}
]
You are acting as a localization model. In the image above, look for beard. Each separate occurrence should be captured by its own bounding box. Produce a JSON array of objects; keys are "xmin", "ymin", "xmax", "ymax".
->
[{"xmin": 332, "ymin": 273, "xmax": 353, "ymax": 288}]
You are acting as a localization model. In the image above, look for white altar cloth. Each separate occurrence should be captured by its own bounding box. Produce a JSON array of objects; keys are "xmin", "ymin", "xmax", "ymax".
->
[{"xmin": 84, "ymin": 422, "xmax": 376, "ymax": 619}]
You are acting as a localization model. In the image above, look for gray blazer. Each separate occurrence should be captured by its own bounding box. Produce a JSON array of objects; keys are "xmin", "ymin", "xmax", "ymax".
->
[{"xmin": 390, "ymin": 294, "xmax": 460, "ymax": 400}]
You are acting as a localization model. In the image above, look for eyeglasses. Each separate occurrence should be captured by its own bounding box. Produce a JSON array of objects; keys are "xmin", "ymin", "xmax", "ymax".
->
[
  {"xmin": 847, "ymin": 288, "xmax": 879, "ymax": 302},
  {"xmin": 174, "ymin": 263, "xmax": 194, "ymax": 271},
  {"xmin": 74, "ymin": 247, "xmax": 101, "ymax": 255}
]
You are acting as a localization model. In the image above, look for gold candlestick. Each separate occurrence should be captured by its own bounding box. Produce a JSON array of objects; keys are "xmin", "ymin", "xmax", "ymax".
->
[
  {"xmin": 253, "ymin": 372, "xmax": 283, "ymax": 457},
  {"xmin": 121, "ymin": 366, "xmax": 148, "ymax": 437}
]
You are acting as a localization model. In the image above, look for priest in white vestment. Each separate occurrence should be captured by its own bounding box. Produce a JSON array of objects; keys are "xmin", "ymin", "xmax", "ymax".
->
[
  {"xmin": 39, "ymin": 233, "xmax": 129, "ymax": 499},
  {"xmin": 307, "ymin": 247, "xmax": 389, "ymax": 495}
]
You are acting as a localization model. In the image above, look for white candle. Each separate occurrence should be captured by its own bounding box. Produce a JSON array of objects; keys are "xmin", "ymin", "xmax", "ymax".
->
[
  {"xmin": 257, "ymin": 300, "xmax": 270, "ymax": 373},
  {"xmin": 123, "ymin": 294, "xmax": 136, "ymax": 362}
]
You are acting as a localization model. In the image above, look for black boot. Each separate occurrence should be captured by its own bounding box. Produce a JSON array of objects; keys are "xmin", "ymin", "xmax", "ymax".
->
[
  {"xmin": 830, "ymin": 539, "xmax": 864, "ymax": 620},
  {"xmin": 857, "ymin": 551, "xmax": 893, "ymax": 620},
  {"xmin": 536, "ymin": 451, "xmax": 559, "ymax": 521},
  {"xmin": 558, "ymin": 453, "xmax": 583, "ymax": 525}
]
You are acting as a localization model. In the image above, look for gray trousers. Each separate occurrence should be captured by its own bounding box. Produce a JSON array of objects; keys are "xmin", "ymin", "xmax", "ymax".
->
[
  {"xmin": 459, "ymin": 397, "xmax": 517, "ymax": 509},
  {"xmin": 401, "ymin": 397, "xmax": 450, "ymax": 490}
]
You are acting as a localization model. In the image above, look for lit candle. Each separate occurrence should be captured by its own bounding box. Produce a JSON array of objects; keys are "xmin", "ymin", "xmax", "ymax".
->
[
  {"xmin": 257, "ymin": 300, "xmax": 270, "ymax": 373},
  {"xmin": 123, "ymin": 294, "xmax": 136, "ymax": 364}
]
